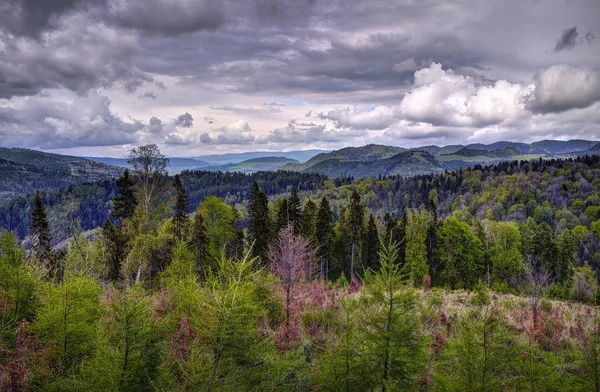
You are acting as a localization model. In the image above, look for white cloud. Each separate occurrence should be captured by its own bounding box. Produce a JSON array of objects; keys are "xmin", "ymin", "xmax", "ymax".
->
[
  {"xmin": 315, "ymin": 106, "xmax": 395, "ymax": 130},
  {"xmin": 200, "ymin": 120, "xmax": 257, "ymax": 144},
  {"xmin": 397, "ymin": 62, "xmax": 531, "ymax": 128}
]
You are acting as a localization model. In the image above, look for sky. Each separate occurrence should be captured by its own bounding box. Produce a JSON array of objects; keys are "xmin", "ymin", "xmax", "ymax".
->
[{"xmin": 0, "ymin": 0, "xmax": 599, "ymax": 158}]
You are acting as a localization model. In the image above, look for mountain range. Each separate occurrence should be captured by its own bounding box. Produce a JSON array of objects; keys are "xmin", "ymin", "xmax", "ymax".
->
[
  {"xmin": 2, "ymin": 140, "xmax": 599, "ymax": 203},
  {"xmin": 281, "ymin": 140, "xmax": 600, "ymax": 178}
]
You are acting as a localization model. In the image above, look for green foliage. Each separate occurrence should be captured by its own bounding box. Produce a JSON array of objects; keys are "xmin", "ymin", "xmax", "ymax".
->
[
  {"xmin": 197, "ymin": 196, "xmax": 236, "ymax": 261},
  {"xmin": 404, "ymin": 209, "xmax": 431, "ymax": 286},
  {"xmin": 33, "ymin": 276, "xmax": 101, "ymax": 385},
  {"xmin": 486, "ymin": 221, "xmax": 524, "ymax": 283},
  {"xmin": 437, "ymin": 217, "xmax": 485, "ymax": 289},
  {"xmin": 359, "ymin": 240, "xmax": 426, "ymax": 390},
  {"xmin": 0, "ymin": 231, "xmax": 39, "ymax": 340}
]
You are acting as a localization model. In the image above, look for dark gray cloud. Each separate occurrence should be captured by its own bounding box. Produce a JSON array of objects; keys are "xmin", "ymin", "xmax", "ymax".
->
[
  {"xmin": 0, "ymin": 12, "xmax": 151, "ymax": 99},
  {"xmin": 0, "ymin": 0, "xmax": 104, "ymax": 37},
  {"xmin": 139, "ymin": 91, "xmax": 157, "ymax": 99},
  {"xmin": 0, "ymin": 93, "xmax": 142, "ymax": 148},
  {"xmin": 554, "ymin": 27, "xmax": 579, "ymax": 52},
  {"xmin": 176, "ymin": 112, "xmax": 194, "ymax": 127},
  {"xmin": 528, "ymin": 65, "xmax": 600, "ymax": 114},
  {"xmin": 107, "ymin": 0, "xmax": 226, "ymax": 36},
  {"xmin": 587, "ymin": 31, "xmax": 596, "ymax": 43}
]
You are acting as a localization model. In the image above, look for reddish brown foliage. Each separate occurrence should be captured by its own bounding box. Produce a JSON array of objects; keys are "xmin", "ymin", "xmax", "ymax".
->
[
  {"xmin": 1, "ymin": 321, "xmax": 33, "ymax": 392},
  {"xmin": 423, "ymin": 275, "xmax": 431, "ymax": 291}
]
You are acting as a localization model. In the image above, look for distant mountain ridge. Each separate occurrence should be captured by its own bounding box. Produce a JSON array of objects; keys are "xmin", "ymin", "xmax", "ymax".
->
[
  {"xmin": 203, "ymin": 157, "xmax": 299, "ymax": 173},
  {"xmin": 84, "ymin": 156, "xmax": 210, "ymax": 174},
  {"xmin": 282, "ymin": 139, "xmax": 600, "ymax": 178},
  {"xmin": 0, "ymin": 147, "xmax": 123, "ymax": 202},
  {"xmin": 192, "ymin": 149, "xmax": 328, "ymax": 165}
]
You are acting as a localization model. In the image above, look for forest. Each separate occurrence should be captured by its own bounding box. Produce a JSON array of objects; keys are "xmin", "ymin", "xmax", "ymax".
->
[{"xmin": 1, "ymin": 144, "xmax": 600, "ymax": 391}]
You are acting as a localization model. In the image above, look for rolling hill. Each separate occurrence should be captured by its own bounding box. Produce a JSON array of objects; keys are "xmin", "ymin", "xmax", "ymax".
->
[
  {"xmin": 193, "ymin": 149, "xmax": 328, "ymax": 165},
  {"xmin": 282, "ymin": 140, "xmax": 598, "ymax": 178},
  {"xmin": 0, "ymin": 147, "xmax": 123, "ymax": 202},
  {"xmin": 84, "ymin": 156, "xmax": 210, "ymax": 174},
  {"xmin": 203, "ymin": 157, "xmax": 299, "ymax": 173}
]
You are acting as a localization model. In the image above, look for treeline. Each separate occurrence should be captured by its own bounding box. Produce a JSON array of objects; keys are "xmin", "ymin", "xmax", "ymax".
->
[
  {"xmin": 1, "ymin": 145, "xmax": 600, "ymax": 390},
  {"xmin": 0, "ymin": 168, "xmax": 328, "ymax": 242}
]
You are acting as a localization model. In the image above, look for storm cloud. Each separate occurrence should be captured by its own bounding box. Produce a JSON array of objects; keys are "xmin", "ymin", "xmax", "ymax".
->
[{"xmin": 0, "ymin": 0, "xmax": 599, "ymax": 155}]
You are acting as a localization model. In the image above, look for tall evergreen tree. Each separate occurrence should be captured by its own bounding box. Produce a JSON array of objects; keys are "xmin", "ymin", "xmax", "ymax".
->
[
  {"xmin": 227, "ymin": 207, "xmax": 245, "ymax": 260},
  {"xmin": 363, "ymin": 214, "xmax": 380, "ymax": 272},
  {"xmin": 276, "ymin": 198, "xmax": 289, "ymax": 234},
  {"xmin": 348, "ymin": 190, "xmax": 365, "ymax": 281},
  {"xmin": 248, "ymin": 182, "xmax": 271, "ymax": 264},
  {"xmin": 315, "ymin": 196, "xmax": 334, "ymax": 281},
  {"xmin": 30, "ymin": 190, "xmax": 53, "ymax": 275},
  {"xmin": 189, "ymin": 212, "xmax": 209, "ymax": 275},
  {"xmin": 288, "ymin": 186, "xmax": 302, "ymax": 234},
  {"xmin": 113, "ymin": 169, "xmax": 137, "ymax": 221},
  {"xmin": 101, "ymin": 218, "xmax": 124, "ymax": 283},
  {"xmin": 173, "ymin": 174, "xmax": 189, "ymax": 241},
  {"xmin": 300, "ymin": 199, "xmax": 318, "ymax": 243}
]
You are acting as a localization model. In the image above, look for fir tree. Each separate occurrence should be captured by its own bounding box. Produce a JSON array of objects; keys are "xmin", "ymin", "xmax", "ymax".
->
[
  {"xmin": 315, "ymin": 196, "xmax": 334, "ymax": 281},
  {"xmin": 360, "ymin": 240, "xmax": 425, "ymax": 390},
  {"xmin": 363, "ymin": 214, "xmax": 380, "ymax": 272},
  {"xmin": 112, "ymin": 169, "xmax": 137, "ymax": 221},
  {"xmin": 276, "ymin": 198, "xmax": 289, "ymax": 234},
  {"xmin": 173, "ymin": 174, "xmax": 189, "ymax": 241},
  {"xmin": 101, "ymin": 218, "xmax": 124, "ymax": 283},
  {"xmin": 189, "ymin": 212, "xmax": 209, "ymax": 275},
  {"xmin": 348, "ymin": 190, "xmax": 364, "ymax": 281},
  {"xmin": 248, "ymin": 182, "xmax": 271, "ymax": 264},
  {"xmin": 30, "ymin": 190, "xmax": 53, "ymax": 275},
  {"xmin": 288, "ymin": 186, "xmax": 302, "ymax": 234},
  {"xmin": 300, "ymin": 198, "xmax": 318, "ymax": 243}
]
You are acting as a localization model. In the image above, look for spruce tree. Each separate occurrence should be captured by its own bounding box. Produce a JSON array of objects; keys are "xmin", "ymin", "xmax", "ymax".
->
[
  {"xmin": 348, "ymin": 190, "xmax": 364, "ymax": 281},
  {"xmin": 189, "ymin": 212, "xmax": 209, "ymax": 275},
  {"xmin": 112, "ymin": 169, "xmax": 137, "ymax": 221},
  {"xmin": 248, "ymin": 182, "xmax": 271, "ymax": 264},
  {"xmin": 30, "ymin": 190, "xmax": 53, "ymax": 275},
  {"xmin": 300, "ymin": 199, "xmax": 318, "ymax": 242},
  {"xmin": 288, "ymin": 186, "xmax": 302, "ymax": 234},
  {"xmin": 101, "ymin": 218, "xmax": 124, "ymax": 283},
  {"xmin": 360, "ymin": 240, "xmax": 425, "ymax": 390},
  {"xmin": 228, "ymin": 207, "xmax": 245, "ymax": 260},
  {"xmin": 363, "ymin": 214, "xmax": 380, "ymax": 272},
  {"xmin": 173, "ymin": 174, "xmax": 189, "ymax": 241},
  {"xmin": 276, "ymin": 198, "xmax": 289, "ymax": 234},
  {"xmin": 315, "ymin": 196, "xmax": 334, "ymax": 281}
]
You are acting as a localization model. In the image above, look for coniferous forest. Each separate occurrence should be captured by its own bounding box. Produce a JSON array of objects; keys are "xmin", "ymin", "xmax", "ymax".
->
[{"xmin": 3, "ymin": 145, "xmax": 600, "ymax": 391}]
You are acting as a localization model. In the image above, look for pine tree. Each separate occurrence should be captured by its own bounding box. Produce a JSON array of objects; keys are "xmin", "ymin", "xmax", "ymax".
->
[
  {"xmin": 189, "ymin": 212, "xmax": 209, "ymax": 275},
  {"xmin": 300, "ymin": 199, "xmax": 318, "ymax": 243},
  {"xmin": 276, "ymin": 198, "xmax": 289, "ymax": 234},
  {"xmin": 288, "ymin": 187, "xmax": 302, "ymax": 234},
  {"xmin": 363, "ymin": 214, "xmax": 380, "ymax": 272},
  {"xmin": 360, "ymin": 240, "xmax": 425, "ymax": 390},
  {"xmin": 348, "ymin": 190, "xmax": 364, "ymax": 281},
  {"xmin": 101, "ymin": 218, "xmax": 124, "ymax": 283},
  {"xmin": 173, "ymin": 174, "xmax": 189, "ymax": 241},
  {"xmin": 30, "ymin": 190, "xmax": 53, "ymax": 275},
  {"xmin": 315, "ymin": 196, "xmax": 333, "ymax": 281},
  {"xmin": 112, "ymin": 169, "xmax": 137, "ymax": 221},
  {"xmin": 227, "ymin": 207, "xmax": 244, "ymax": 260},
  {"xmin": 248, "ymin": 182, "xmax": 271, "ymax": 265}
]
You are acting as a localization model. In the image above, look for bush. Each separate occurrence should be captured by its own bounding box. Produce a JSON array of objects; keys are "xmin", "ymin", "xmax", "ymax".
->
[{"xmin": 470, "ymin": 282, "xmax": 490, "ymax": 306}]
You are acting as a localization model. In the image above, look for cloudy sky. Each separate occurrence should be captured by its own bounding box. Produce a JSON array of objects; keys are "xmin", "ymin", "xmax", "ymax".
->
[{"xmin": 0, "ymin": 0, "xmax": 599, "ymax": 157}]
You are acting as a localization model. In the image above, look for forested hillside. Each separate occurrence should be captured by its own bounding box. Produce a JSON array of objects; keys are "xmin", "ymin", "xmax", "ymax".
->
[
  {"xmin": 0, "ymin": 147, "xmax": 122, "ymax": 202},
  {"xmin": 1, "ymin": 144, "xmax": 600, "ymax": 390}
]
